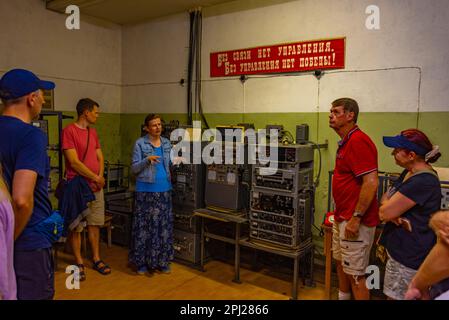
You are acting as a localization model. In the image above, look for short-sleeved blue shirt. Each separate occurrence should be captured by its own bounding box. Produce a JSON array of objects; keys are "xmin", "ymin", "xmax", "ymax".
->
[
  {"xmin": 380, "ymin": 169, "xmax": 441, "ymax": 270},
  {"xmin": 0, "ymin": 115, "xmax": 52, "ymax": 250}
]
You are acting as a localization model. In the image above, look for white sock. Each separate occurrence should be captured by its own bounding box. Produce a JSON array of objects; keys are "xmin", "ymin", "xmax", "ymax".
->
[{"xmin": 338, "ymin": 290, "xmax": 351, "ymax": 300}]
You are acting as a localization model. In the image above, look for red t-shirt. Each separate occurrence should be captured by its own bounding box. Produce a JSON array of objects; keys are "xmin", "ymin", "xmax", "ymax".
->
[
  {"xmin": 332, "ymin": 126, "xmax": 380, "ymax": 227},
  {"xmin": 62, "ymin": 123, "xmax": 101, "ymax": 192}
]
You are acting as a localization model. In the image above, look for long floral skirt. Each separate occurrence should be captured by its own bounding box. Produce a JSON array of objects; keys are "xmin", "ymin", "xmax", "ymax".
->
[{"xmin": 128, "ymin": 191, "xmax": 174, "ymax": 270}]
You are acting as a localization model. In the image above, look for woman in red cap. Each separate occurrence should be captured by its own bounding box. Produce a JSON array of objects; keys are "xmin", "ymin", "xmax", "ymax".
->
[{"xmin": 379, "ymin": 129, "xmax": 442, "ymax": 300}]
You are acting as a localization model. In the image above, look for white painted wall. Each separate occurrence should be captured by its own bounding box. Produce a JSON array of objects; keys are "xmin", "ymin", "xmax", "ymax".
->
[
  {"xmin": 0, "ymin": 0, "xmax": 122, "ymax": 113},
  {"xmin": 2, "ymin": 0, "xmax": 448, "ymax": 114},
  {"xmin": 320, "ymin": 68, "xmax": 421, "ymax": 113},
  {"xmin": 121, "ymin": 13, "xmax": 189, "ymax": 114},
  {"xmin": 202, "ymin": 0, "xmax": 449, "ymax": 113}
]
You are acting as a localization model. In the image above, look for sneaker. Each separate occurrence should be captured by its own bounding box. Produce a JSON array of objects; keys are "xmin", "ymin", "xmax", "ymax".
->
[{"xmin": 137, "ymin": 266, "xmax": 148, "ymax": 275}]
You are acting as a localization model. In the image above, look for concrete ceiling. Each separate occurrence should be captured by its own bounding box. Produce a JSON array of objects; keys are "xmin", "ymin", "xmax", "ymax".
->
[{"xmin": 45, "ymin": 0, "xmax": 236, "ymax": 25}]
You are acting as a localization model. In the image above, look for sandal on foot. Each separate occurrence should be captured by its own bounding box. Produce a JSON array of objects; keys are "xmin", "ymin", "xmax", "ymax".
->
[
  {"xmin": 76, "ymin": 264, "xmax": 86, "ymax": 281},
  {"xmin": 93, "ymin": 260, "xmax": 111, "ymax": 275}
]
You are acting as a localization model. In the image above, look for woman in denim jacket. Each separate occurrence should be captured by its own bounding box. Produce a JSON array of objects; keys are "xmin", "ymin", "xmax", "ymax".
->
[{"xmin": 129, "ymin": 114, "xmax": 174, "ymax": 275}]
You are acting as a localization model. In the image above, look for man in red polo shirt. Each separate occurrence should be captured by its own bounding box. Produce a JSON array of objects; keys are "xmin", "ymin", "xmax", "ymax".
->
[{"xmin": 330, "ymin": 97, "xmax": 379, "ymax": 300}]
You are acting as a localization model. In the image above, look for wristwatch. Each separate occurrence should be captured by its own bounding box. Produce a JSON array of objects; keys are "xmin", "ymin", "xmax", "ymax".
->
[{"xmin": 353, "ymin": 211, "xmax": 364, "ymax": 219}]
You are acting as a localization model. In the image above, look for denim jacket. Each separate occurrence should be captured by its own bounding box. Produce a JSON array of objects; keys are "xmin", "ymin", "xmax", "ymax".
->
[{"xmin": 131, "ymin": 135, "xmax": 172, "ymax": 183}]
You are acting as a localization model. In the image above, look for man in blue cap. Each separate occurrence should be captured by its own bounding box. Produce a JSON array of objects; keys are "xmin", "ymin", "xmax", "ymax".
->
[{"xmin": 0, "ymin": 69, "xmax": 56, "ymax": 299}]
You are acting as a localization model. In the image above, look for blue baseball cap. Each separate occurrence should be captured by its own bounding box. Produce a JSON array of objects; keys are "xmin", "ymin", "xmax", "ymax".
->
[
  {"xmin": 0, "ymin": 69, "xmax": 55, "ymax": 100},
  {"xmin": 383, "ymin": 134, "xmax": 429, "ymax": 156}
]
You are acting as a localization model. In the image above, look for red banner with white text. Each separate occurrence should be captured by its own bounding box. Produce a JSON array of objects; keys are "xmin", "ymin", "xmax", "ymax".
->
[{"xmin": 210, "ymin": 37, "xmax": 345, "ymax": 77}]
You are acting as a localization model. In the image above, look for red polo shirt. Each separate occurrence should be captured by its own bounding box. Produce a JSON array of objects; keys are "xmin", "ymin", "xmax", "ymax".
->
[{"xmin": 332, "ymin": 126, "xmax": 379, "ymax": 227}]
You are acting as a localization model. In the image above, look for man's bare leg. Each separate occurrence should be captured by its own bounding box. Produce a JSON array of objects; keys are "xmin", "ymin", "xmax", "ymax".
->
[
  {"xmin": 87, "ymin": 225, "xmax": 101, "ymax": 262},
  {"xmin": 336, "ymin": 260, "xmax": 352, "ymax": 299},
  {"xmin": 88, "ymin": 225, "xmax": 111, "ymax": 273},
  {"xmin": 69, "ymin": 231, "xmax": 83, "ymax": 265},
  {"xmin": 350, "ymin": 275, "xmax": 370, "ymax": 300}
]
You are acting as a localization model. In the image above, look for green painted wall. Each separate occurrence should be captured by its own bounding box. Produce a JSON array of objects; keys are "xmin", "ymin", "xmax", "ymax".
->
[
  {"xmin": 49, "ymin": 111, "xmax": 445, "ymax": 249},
  {"xmin": 45, "ymin": 111, "xmax": 122, "ymax": 208},
  {"xmin": 51, "ymin": 111, "xmax": 123, "ymax": 163},
  {"xmin": 118, "ymin": 111, "xmax": 449, "ymax": 248},
  {"xmin": 119, "ymin": 113, "xmax": 189, "ymax": 165},
  {"xmin": 47, "ymin": 111, "xmax": 448, "ymax": 245},
  {"xmin": 37, "ymin": 109, "xmax": 449, "ymax": 253}
]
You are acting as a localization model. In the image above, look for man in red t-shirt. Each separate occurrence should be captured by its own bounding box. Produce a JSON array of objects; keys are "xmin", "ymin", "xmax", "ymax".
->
[
  {"xmin": 62, "ymin": 98, "xmax": 111, "ymax": 279},
  {"xmin": 329, "ymin": 97, "xmax": 379, "ymax": 300}
]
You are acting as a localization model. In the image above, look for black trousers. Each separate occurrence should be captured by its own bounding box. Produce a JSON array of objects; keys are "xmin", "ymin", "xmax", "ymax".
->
[{"xmin": 14, "ymin": 248, "xmax": 54, "ymax": 300}]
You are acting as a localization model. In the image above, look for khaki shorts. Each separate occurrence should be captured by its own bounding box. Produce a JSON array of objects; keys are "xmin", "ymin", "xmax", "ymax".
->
[
  {"xmin": 74, "ymin": 189, "xmax": 105, "ymax": 232},
  {"xmin": 332, "ymin": 220, "xmax": 376, "ymax": 276}
]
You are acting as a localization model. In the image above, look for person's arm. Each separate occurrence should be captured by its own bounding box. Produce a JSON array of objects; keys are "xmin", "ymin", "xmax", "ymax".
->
[
  {"xmin": 405, "ymin": 211, "xmax": 449, "ymax": 299},
  {"xmin": 345, "ymin": 171, "xmax": 378, "ymax": 238},
  {"xmin": 430, "ymin": 210, "xmax": 449, "ymax": 246},
  {"xmin": 380, "ymin": 184, "xmax": 397, "ymax": 205},
  {"xmin": 131, "ymin": 142, "xmax": 157, "ymax": 175},
  {"xmin": 96, "ymin": 148, "xmax": 105, "ymax": 189},
  {"xmin": 0, "ymin": 222, "xmax": 6, "ymax": 299},
  {"xmin": 97, "ymin": 149, "xmax": 104, "ymax": 178},
  {"xmin": 355, "ymin": 171, "xmax": 379, "ymax": 215},
  {"xmin": 380, "ymin": 192, "xmax": 389, "ymax": 206},
  {"xmin": 11, "ymin": 170, "xmax": 36, "ymax": 239},
  {"xmin": 379, "ymin": 191, "xmax": 416, "ymax": 221},
  {"xmin": 415, "ymin": 211, "xmax": 449, "ymax": 286},
  {"xmin": 409, "ymin": 241, "xmax": 449, "ymax": 296},
  {"xmin": 63, "ymin": 149, "xmax": 103, "ymax": 185},
  {"xmin": 0, "ymin": 203, "xmax": 11, "ymax": 299}
]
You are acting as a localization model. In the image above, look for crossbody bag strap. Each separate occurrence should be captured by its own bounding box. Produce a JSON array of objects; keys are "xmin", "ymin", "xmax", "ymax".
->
[
  {"xmin": 408, "ymin": 169, "xmax": 439, "ymax": 180},
  {"xmin": 81, "ymin": 127, "xmax": 90, "ymax": 163},
  {"xmin": 61, "ymin": 127, "xmax": 90, "ymax": 181},
  {"xmin": 387, "ymin": 169, "xmax": 438, "ymax": 197}
]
